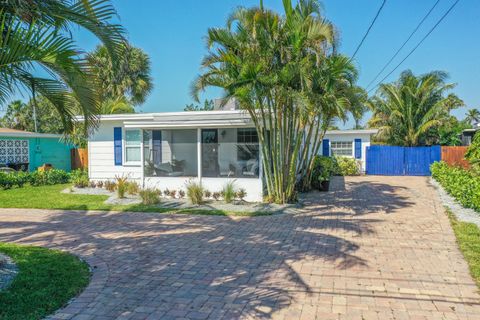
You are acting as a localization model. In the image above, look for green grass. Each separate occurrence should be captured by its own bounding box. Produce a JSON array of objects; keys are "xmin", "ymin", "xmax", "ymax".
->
[
  {"xmin": 446, "ymin": 208, "xmax": 480, "ymax": 288},
  {"xmin": 0, "ymin": 184, "xmax": 269, "ymax": 216},
  {"xmin": 0, "ymin": 243, "xmax": 90, "ymax": 320}
]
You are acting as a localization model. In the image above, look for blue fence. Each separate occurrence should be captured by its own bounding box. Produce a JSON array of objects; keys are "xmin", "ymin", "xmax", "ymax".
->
[{"xmin": 366, "ymin": 145, "xmax": 441, "ymax": 176}]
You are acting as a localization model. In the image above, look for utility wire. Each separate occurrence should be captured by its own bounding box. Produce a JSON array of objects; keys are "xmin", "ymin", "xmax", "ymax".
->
[
  {"xmin": 365, "ymin": 0, "xmax": 441, "ymax": 90},
  {"xmin": 368, "ymin": 0, "xmax": 460, "ymax": 94},
  {"xmin": 351, "ymin": 0, "xmax": 387, "ymax": 60}
]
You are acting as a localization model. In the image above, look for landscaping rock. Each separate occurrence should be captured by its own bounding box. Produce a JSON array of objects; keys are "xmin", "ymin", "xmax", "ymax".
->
[
  {"xmin": 430, "ymin": 177, "xmax": 480, "ymax": 228},
  {"xmin": 0, "ymin": 253, "xmax": 18, "ymax": 291}
]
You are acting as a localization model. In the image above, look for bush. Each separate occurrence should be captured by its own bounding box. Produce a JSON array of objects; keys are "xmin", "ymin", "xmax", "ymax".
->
[
  {"xmin": 311, "ymin": 156, "xmax": 335, "ymax": 190},
  {"xmin": 212, "ymin": 192, "xmax": 220, "ymax": 201},
  {"xmin": 204, "ymin": 190, "xmax": 212, "ymax": 199},
  {"xmin": 466, "ymin": 133, "xmax": 480, "ymax": 172},
  {"xmin": 115, "ymin": 176, "xmax": 128, "ymax": 199},
  {"xmin": 0, "ymin": 172, "xmax": 18, "ymax": 189},
  {"xmin": 186, "ymin": 181, "xmax": 204, "ymax": 205},
  {"xmin": 431, "ymin": 161, "xmax": 480, "ymax": 212},
  {"xmin": 139, "ymin": 189, "xmax": 160, "ymax": 205},
  {"xmin": 236, "ymin": 188, "xmax": 247, "ymax": 201},
  {"xmin": 104, "ymin": 181, "xmax": 116, "ymax": 192},
  {"xmin": 178, "ymin": 190, "xmax": 185, "ymax": 198},
  {"xmin": 222, "ymin": 180, "xmax": 236, "ymax": 204},
  {"xmin": 163, "ymin": 189, "xmax": 170, "ymax": 197},
  {"xmin": 169, "ymin": 190, "xmax": 177, "ymax": 198},
  {"xmin": 334, "ymin": 156, "xmax": 360, "ymax": 176},
  {"xmin": 126, "ymin": 181, "xmax": 140, "ymax": 195},
  {"xmin": 69, "ymin": 169, "xmax": 89, "ymax": 188}
]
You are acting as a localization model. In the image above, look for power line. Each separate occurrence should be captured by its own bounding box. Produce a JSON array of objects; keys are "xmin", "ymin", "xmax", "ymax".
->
[
  {"xmin": 368, "ymin": 0, "xmax": 460, "ymax": 94},
  {"xmin": 365, "ymin": 0, "xmax": 441, "ymax": 90},
  {"xmin": 351, "ymin": 0, "xmax": 387, "ymax": 60}
]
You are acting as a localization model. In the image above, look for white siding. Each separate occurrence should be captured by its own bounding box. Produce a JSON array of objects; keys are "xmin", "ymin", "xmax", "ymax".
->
[
  {"xmin": 321, "ymin": 132, "xmax": 373, "ymax": 171},
  {"xmin": 88, "ymin": 121, "xmax": 142, "ymax": 181}
]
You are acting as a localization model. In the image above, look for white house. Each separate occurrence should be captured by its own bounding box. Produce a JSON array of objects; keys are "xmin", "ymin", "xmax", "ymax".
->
[{"xmin": 86, "ymin": 110, "xmax": 376, "ymax": 202}]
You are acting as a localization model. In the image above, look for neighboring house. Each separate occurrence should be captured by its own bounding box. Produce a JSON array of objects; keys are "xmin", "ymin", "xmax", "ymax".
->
[
  {"xmin": 460, "ymin": 123, "xmax": 479, "ymax": 146},
  {"xmin": 0, "ymin": 128, "xmax": 72, "ymax": 172},
  {"xmin": 86, "ymin": 110, "xmax": 376, "ymax": 202}
]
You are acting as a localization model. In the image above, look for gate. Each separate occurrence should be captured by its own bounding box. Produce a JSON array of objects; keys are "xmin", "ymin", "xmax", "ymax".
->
[{"xmin": 366, "ymin": 145, "xmax": 441, "ymax": 176}]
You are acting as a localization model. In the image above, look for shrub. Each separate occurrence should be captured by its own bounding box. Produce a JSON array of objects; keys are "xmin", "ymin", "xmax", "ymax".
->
[
  {"xmin": 169, "ymin": 190, "xmax": 177, "ymax": 198},
  {"xmin": 115, "ymin": 176, "xmax": 128, "ymax": 199},
  {"xmin": 104, "ymin": 181, "xmax": 116, "ymax": 192},
  {"xmin": 212, "ymin": 192, "xmax": 220, "ymax": 201},
  {"xmin": 0, "ymin": 172, "xmax": 17, "ymax": 189},
  {"xmin": 466, "ymin": 133, "xmax": 480, "ymax": 172},
  {"xmin": 163, "ymin": 189, "xmax": 170, "ymax": 197},
  {"xmin": 70, "ymin": 169, "xmax": 89, "ymax": 188},
  {"xmin": 89, "ymin": 181, "xmax": 97, "ymax": 188},
  {"xmin": 222, "ymin": 181, "xmax": 236, "ymax": 204},
  {"xmin": 139, "ymin": 189, "xmax": 160, "ymax": 205},
  {"xmin": 185, "ymin": 181, "xmax": 204, "ymax": 205},
  {"xmin": 311, "ymin": 156, "xmax": 335, "ymax": 190},
  {"xmin": 126, "ymin": 181, "xmax": 140, "ymax": 195},
  {"xmin": 204, "ymin": 190, "xmax": 212, "ymax": 199},
  {"xmin": 236, "ymin": 188, "xmax": 247, "ymax": 201},
  {"xmin": 178, "ymin": 190, "xmax": 185, "ymax": 198},
  {"xmin": 96, "ymin": 181, "xmax": 104, "ymax": 188},
  {"xmin": 431, "ymin": 161, "xmax": 480, "ymax": 212},
  {"xmin": 334, "ymin": 156, "xmax": 360, "ymax": 176}
]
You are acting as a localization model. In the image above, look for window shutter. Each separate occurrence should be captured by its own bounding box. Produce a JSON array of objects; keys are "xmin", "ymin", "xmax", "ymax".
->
[
  {"xmin": 114, "ymin": 127, "xmax": 122, "ymax": 166},
  {"xmin": 354, "ymin": 138, "xmax": 362, "ymax": 159},
  {"xmin": 322, "ymin": 139, "xmax": 330, "ymax": 157}
]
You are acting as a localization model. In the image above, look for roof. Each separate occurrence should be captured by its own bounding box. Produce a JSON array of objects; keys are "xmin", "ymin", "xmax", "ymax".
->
[
  {"xmin": 0, "ymin": 128, "xmax": 62, "ymax": 138},
  {"xmin": 78, "ymin": 111, "xmax": 379, "ymax": 134}
]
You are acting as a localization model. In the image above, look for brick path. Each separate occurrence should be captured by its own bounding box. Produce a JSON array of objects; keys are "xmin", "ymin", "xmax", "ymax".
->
[{"xmin": 0, "ymin": 176, "xmax": 479, "ymax": 319}]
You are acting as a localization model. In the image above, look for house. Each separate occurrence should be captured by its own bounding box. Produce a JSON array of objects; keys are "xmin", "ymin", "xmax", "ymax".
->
[
  {"xmin": 0, "ymin": 128, "xmax": 72, "ymax": 171},
  {"xmin": 86, "ymin": 110, "xmax": 377, "ymax": 202},
  {"xmin": 460, "ymin": 123, "xmax": 479, "ymax": 146}
]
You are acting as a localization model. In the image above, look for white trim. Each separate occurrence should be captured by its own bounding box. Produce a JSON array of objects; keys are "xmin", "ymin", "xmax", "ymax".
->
[
  {"xmin": 0, "ymin": 132, "xmax": 63, "ymax": 139},
  {"xmin": 197, "ymin": 128, "xmax": 202, "ymax": 180}
]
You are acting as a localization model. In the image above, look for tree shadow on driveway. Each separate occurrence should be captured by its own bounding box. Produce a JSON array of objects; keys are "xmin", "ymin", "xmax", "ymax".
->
[{"xmin": 0, "ymin": 180, "xmax": 415, "ymax": 319}]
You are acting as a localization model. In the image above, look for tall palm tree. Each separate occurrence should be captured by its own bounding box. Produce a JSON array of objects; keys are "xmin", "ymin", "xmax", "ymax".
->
[
  {"xmin": 0, "ymin": 0, "xmax": 125, "ymax": 133},
  {"xmin": 88, "ymin": 44, "xmax": 153, "ymax": 106},
  {"xmin": 368, "ymin": 70, "xmax": 463, "ymax": 146},
  {"xmin": 192, "ymin": 0, "xmax": 358, "ymax": 202},
  {"xmin": 466, "ymin": 108, "xmax": 480, "ymax": 126}
]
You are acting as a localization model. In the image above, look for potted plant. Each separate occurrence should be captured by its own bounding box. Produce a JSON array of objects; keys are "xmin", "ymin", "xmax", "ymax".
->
[{"xmin": 318, "ymin": 170, "xmax": 330, "ymax": 192}]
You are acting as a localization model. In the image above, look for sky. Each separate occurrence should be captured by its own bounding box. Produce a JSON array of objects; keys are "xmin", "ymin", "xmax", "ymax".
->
[{"xmin": 10, "ymin": 0, "xmax": 480, "ymax": 128}]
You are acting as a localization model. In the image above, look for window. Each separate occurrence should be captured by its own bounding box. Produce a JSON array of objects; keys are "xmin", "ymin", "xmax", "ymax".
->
[
  {"xmin": 237, "ymin": 128, "xmax": 259, "ymax": 162},
  {"xmin": 331, "ymin": 141, "xmax": 353, "ymax": 157},
  {"xmin": 125, "ymin": 129, "xmax": 141, "ymax": 163}
]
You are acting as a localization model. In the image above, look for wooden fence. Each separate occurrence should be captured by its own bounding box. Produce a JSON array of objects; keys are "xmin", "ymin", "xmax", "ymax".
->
[
  {"xmin": 441, "ymin": 146, "xmax": 470, "ymax": 169},
  {"xmin": 70, "ymin": 148, "xmax": 88, "ymax": 170}
]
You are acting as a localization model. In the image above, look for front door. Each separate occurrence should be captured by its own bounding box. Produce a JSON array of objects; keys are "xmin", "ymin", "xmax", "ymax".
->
[{"xmin": 201, "ymin": 129, "xmax": 219, "ymax": 177}]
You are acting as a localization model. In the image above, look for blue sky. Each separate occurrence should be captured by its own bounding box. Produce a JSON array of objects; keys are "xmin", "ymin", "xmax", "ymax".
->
[{"xmin": 24, "ymin": 1, "xmax": 480, "ymax": 127}]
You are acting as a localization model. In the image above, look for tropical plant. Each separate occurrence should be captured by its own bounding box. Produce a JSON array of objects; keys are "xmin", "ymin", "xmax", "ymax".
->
[
  {"xmin": 0, "ymin": 0, "xmax": 125, "ymax": 133},
  {"xmin": 347, "ymin": 86, "xmax": 368, "ymax": 129},
  {"xmin": 139, "ymin": 188, "xmax": 160, "ymax": 205},
  {"xmin": 115, "ymin": 176, "xmax": 128, "ymax": 198},
  {"xmin": 126, "ymin": 181, "xmax": 140, "ymax": 195},
  {"xmin": 87, "ymin": 44, "xmax": 153, "ymax": 106},
  {"xmin": 466, "ymin": 133, "xmax": 480, "ymax": 172},
  {"xmin": 193, "ymin": 0, "xmax": 358, "ymax": 202},
  {"xmin": 185, "ymin": 181, "xmax": 204, "ymax": 205},
  {"xmin": 222, "ymin": 181, "xmax": 236, "ymax": 204},
  {"xmin": 334, "ymin": 156, "xmax": 360, "ymax": 176},
  {"xmin": 184, "ymin": 99, "xmax": 214, "ymax": 111},
  {"xmin": 426, "ymin": 115, "xmax": 471, "ymax": 146},
  {"xmin": 466, "ymin": 108, "xmax": 480, "ymax": 126},
  {"xmin": 70, "ymin": 169, "xmax": 89, "ymax": 188},
  {"xmin": 212, "ymin": 192, "xmax": 220, "ymax": 201},
  {"xmin": 368, "ymin": 70, "xmax": 464, "ymax": 146},
  {"xmin": 178, "ymin": 190, "xmax": 185, "ymax": 199},
  {"xmin": 236, "ymin": 189, "xmax": 247, "ymax": 202}
]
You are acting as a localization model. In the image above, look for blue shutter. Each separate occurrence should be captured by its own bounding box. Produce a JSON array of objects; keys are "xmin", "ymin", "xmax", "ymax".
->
[
  {"xmin": 322, "ymin": 139, "xmax": 330, "ymax": 157},
  {"xmin": 354, "ymin": 138, "xmax": 362, "ymax": 159},
  {"xmin": 114, "ymin": 127, "xmax": 122, "ymax": 166}
]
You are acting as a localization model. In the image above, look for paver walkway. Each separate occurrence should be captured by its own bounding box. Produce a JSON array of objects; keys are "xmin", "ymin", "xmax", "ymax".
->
[{"xmin": 0, "ymin": 176, "xmax": 479, "ymax": 319}]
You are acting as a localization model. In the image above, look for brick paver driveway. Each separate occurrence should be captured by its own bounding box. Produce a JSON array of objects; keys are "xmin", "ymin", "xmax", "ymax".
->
[{"xmin": 0, "ymin": 176, "xmax": 479, "ymax": 319}]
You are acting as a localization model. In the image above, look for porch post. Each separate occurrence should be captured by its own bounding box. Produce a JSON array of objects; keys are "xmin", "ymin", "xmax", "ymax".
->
[
  {"xmin": 197, "ymin": 128, "xmax": 202, "ymax": 182},
  {"xmin": 140, "ymin": 129, "xmax": 145, "ymax": 188}
]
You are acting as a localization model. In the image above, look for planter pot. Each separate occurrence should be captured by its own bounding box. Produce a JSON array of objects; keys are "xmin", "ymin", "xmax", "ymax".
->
[{"xmin": 320, "ymin": 180, "xmax": 330, "ymax": 192}]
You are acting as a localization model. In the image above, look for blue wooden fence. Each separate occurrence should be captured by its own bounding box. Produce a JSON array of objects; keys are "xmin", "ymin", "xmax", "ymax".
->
[{"xmin": 366, "ymin": 145, "xmax": 441, "ymax": 176}]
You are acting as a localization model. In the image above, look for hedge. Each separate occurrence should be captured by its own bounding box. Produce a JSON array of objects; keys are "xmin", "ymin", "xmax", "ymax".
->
[
  {"xmin": 0, "ymin": 169, "xmax": 71, "ymax": 190},
  {"xmin": 431, "ymin": 161, "xmax": 480, "ymax": 212}
]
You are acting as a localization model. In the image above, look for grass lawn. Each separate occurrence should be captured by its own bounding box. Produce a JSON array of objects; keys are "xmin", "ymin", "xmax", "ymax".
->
[
  {"xmin": 446, "ymin": 209, "xmax": 480, "ymax": 288},
  {"xmin": 0, "ymin": 184, "xmax": 268, "ymax": 216},
  {"xmin": 0, "ymin": 243, "xmax": 90, "ymax": 320}
]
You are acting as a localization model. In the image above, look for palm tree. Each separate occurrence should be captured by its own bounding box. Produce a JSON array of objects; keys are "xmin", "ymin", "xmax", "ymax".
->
[
  {"xmin": 368, "ymin": 70, "xmax": 463, "ymax": 146},
  {"xmin": 466, "ymin": 108, "xmax": 480, "ymax": 126},
  {"xmin": 0, "ymin": 0, "xmax": 125, "ymax": 133},
  {"xmin": 88, "ymin": 44, "xmax": 153, "ymax": 106},
  {"xmin": 192, "ymin": 0, "xmax": 358, "ymax": 202}
]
